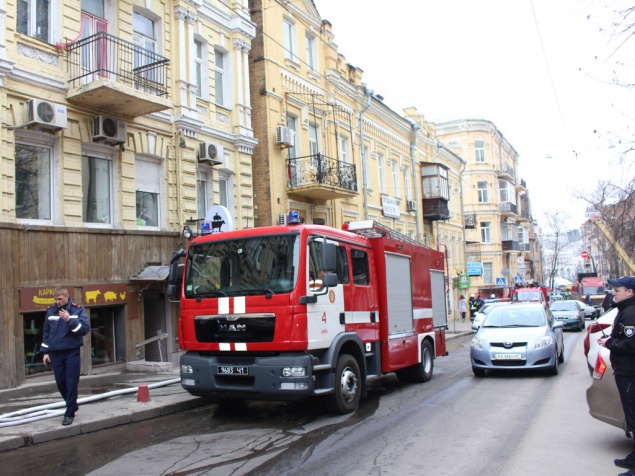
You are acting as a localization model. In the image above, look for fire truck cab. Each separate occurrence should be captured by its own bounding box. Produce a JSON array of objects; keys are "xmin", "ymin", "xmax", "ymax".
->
[{"xmin": 170, "ymin": 219, "xmax": 448, "ymax": 414}]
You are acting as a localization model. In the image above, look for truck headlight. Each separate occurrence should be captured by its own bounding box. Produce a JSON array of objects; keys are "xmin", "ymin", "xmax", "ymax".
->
[{"xmin": 282, "ymin": 366, "xmax": 307, "ymax": 377}]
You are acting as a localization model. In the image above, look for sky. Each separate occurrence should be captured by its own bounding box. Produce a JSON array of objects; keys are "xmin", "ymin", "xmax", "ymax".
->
[{"xmin": 315, "ymin": 0, "xmax": 635, "ymax": 230}]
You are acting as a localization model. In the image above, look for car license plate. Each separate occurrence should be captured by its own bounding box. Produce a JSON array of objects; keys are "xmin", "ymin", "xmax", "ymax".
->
[
  {"xmin": 494, "ymin": 353, "xmax": 522, "ymax": 360},
  {"xmin": 217, "ymin": 366, "xmax": 249, "ymax": 375}
]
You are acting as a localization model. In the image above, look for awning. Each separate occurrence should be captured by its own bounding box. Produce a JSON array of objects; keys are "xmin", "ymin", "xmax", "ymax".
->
[{"xmin": 129, "ymin": 266, "xmax": 170, "ymax": 282}]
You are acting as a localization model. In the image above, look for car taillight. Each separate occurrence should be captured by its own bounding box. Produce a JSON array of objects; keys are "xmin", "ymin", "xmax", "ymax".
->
[
  {"xmin": 583, "ymin": 334, "xmax": 590, "ymax": 356},
  {"xmin": 592, "ymin": 353, "xmax": 608, "ymax": 380},
  {"xmin": 587, "ymin": 322, "xmax": 611, "ymax": 334}
]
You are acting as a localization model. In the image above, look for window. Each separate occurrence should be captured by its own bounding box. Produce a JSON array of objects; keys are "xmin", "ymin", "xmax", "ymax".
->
[
  {"xmin": 135, "ymin": 157, "xmax": 160, "ymax": 227},
  {"xmin": 283, "ymin": 18, "xmax": 297, "ymax": 62},
  {"xmin": 483, "ymin": 262, "xmax": 493, "ymax": 285},
  {"xmin": 218, "ymin": 174, "xmax": 229, "ymax": 208},
  {"xmin": 499, "ymin": 180, "xmax": 515, "ymax": 204},
  {"xmin": 351, "ymin": 249, "xmax": 369, "ymax": 285},
  {"xmin": 287, "ymin": 115, "xmax": 297, "ymax": 158},
  {"xmin": 305, "ymin": 33, "xmax": 317, "ymax": 71},
  {"xmin": 477, "ymin": 180, "xmax": 489, "ymax": 203},
  {"xmin": 480, "ymin": 221, "xmax": 491, "ymax": 243},
  {"xmin": 475, "ymin": 140, "xmax": 485, "ymax": 162},
  {"xmin": 15, "ymin": 140, "xmax": 52, "ymax": 221},
  {"xmin": 17, "ymin": 0, "xmax": 51, "ymax": 42},
  {"xmin": 82, "ymin": 155, "xmax": 112, "ymax": 224},
  {"xmin": 362, "ymin": 145, "xmax": 370, "ymax": 188},
  {"xmin": 339, "ymin": 136, "xmax": 349, "ymax": 163},
  {"xmin": 194, "ymin": 39, "xmax": 209, "ymax": 99},
  {"xmin": 133, "ymin": 11, "xmax": 159, "ymax": 86},
  {"xmin": 214, "ymin": 48, "xmax": 228, "ymax": 107},
  {"xmin": 378, "ymin": 152, "xmax": 386, "ymax": 193},
  {"xmin": 309, "ymin": 123, "xmax": 319, "ymax": 168},
  {"xmin": 336, "ymin": 247, "xmax": 349, "ymax": 284},
  {"xmin": 197, "ymin": 172, "xmax": 210, "ymax": 219},
  {"xmin": 392, "ymin": 161, "xmax": 400, "ymax": 197},
  {"xmin": 404, "ymin": 166, "xmax": 411, "ymax": 200}
]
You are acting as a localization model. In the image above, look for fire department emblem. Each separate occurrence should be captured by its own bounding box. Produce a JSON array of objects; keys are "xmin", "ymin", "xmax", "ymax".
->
[
  {"xmin": 625, "ymin": 326, "xmax": 634, "ymax": 338},
  {"xmin": 329, "ymin": 290, "xmax": 336, "ymax": 303}
]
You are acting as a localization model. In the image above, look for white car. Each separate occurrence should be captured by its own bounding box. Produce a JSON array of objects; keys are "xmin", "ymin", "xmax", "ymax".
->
[
  {"xmin": 584, "ymin": 307, "xmax": 617, "ymax": 375},
  {"xmin": 472, "ymin": 301, "xmax": 510, "ymax": 329}
]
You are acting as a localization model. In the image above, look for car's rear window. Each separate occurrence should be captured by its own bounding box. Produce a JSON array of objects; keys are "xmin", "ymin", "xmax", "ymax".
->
[{"xmin": 550, "ymin": 302, "xmax": 578, "ymax": 311}]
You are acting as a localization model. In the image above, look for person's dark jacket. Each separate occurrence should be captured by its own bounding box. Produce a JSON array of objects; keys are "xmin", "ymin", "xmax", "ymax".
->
[
  {"xmin": 606, "ymin": 295, "xmax": 635, "ymax": 377},
  {"xmin": 40, "ymin": 299, "xmax": 90, "ymax": 354}
]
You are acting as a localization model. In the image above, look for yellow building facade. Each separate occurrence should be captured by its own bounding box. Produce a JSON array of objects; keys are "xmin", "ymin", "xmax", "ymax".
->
[{"xmin": 0, "ymin": 0, "xmax": 256, "ymax": 387}]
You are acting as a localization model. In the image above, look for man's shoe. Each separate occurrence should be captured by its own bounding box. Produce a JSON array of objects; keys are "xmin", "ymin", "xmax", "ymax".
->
[
  {"xmin": 618, "ymin": 469, "xmax": 635, "ymax": 476},
  {"xmin": 615, "ymin": 456, "xmax": 635, "ymax": 470},
  {"xmin": 62, "ymin": 416, "xmax": 74, "ymax": 426}
]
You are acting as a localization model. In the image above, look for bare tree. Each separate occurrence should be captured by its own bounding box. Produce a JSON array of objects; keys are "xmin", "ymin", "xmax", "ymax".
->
[{"xmin": 542, "ymin": 211, "xmax": 572, "ymax": 291}]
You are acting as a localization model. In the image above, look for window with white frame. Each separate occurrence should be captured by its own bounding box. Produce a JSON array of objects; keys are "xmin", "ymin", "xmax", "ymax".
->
[
  {"xmin": 404, "ymin": 166, "xmax": 411, "ymax": 200},
  {"xmin": 218, "ymin": 172, "xmax": 229, "ymax": 208},
  {"xmin": 287, "ymin": 115, "xmax": 298, "ymax": 158},
  {"xmin": 133, "ymin": 11, "xmax": 158, "ymax": 84},
  {"xmin": 305, "ymin": 32, "xmax": 317, "ymax": 71},
  {"xmin": 475, "ymin": 140, "xmax": 485, "ymax": 162},
  {"xmin": 15, "ymin": 135, "xmax": 53, "ymax": 221},
  {"xmin": 362, "ymin": 145, "xmax": 370, "ymax": 188},
  {"xmin": 499, "ymin": 180, "xmax": 515, "ymax": 204},
  {"xmin": 392, "ymin": 161, "xmax": 400, "ymax": 197},
  {"xmin": 483, "ymin": 262, "xmax": 493, "ymax": 284},
  {"xmin": 339, "ymin": 135, "xmax": 349, "ymax": 164},
  {"xmin": 135, "ymin": 157, "xmax": 161, "ymax": 227},
  {"xmin": 283, "ymin": 17, "xmax": 297, "ymax": 62},
  {"xmin": 378, "ymin": 152, "xmax": 386, "ymax": 193},
  {"xmin": 214, "ymin": 48, "xmax": 228, "ymax": 107},
  {"xmin": 197, "ymin": 171, "xmax": 210, "ymax": 219},
  {"xmin": 17, "ymin": 0, "xmax": 54, "ymax": 43},
  {"xmin": 194, "ymin": 38, "xmax": 209, "ymax": 99},
  {"xmin": 309, "ymin": 123, "xmax": 319, "ymax": 168},
  {"xmin": 477, "ymin": 180, "xmax": 489, "ymax": 203},
  {"xmin": 480, "ymin": 221, "xmax": 491, "ymax": 243},
  {"xmin": 82, "ymin": 154, "xmax": 112, "ymax": 224}
]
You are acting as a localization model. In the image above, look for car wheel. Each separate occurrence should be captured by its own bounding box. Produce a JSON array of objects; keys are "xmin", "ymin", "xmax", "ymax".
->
[
  {"xmin": 549, "ymin": 352, "xmax": 559, "ymax": 375},
  {"xmin": 558, "ymin": 342, "xmax": 565, "ymax": 364},
  {"xmin": 326, "ymin": 354, "xmax": 361, "ymax": 414},
  {"xmin": 472, "ymin": 366, "xmax": 485, "ymax": 378}
]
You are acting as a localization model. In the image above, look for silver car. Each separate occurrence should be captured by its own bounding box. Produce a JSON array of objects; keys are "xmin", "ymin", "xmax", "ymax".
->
[
  {"xmin": 549, "ymin": 300, "xmax": 586, "ymax": 331},
  {"xmin": 586, "ymin": 346, "xmax": 630, "ymax": 437},
  {"xmin": 470, "ymin": 303, "xmax": 565, "ymax": 377}
]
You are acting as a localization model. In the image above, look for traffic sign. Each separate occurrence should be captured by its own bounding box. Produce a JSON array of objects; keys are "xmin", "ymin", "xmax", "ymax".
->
[
  {"xmin": 514, "ymin": 276, "xmax": 523, "ymax": 285},
  {"xmin": 581, "ymin": 250, "xmax": 589, "ymax": 259},
  {"xmin": 496, "ymin": 277, "xmax": 507, "ymax": 286}
]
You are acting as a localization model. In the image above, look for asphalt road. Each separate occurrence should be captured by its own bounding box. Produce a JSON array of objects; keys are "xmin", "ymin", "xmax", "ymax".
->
[{"xmin": 2, "ymin": 330, "xmax": 631, "ymax": 476}]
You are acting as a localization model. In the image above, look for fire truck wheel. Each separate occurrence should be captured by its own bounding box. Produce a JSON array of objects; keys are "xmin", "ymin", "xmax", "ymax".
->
[
  {"xmin": 397, "ymin": 340, "xmax": 434, "ymax": 383},
  {"xmin": 327, "ymin": 354, "xmax": 361, "ymax": 414}
]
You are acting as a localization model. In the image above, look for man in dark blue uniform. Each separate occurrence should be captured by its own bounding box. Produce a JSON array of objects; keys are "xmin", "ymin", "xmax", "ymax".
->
[
  {"xmin": 41, "ymin": 287, "xmax": 90, "ymax": 426},
  {"xmin": 598, "ymin": 276, "xmax": 635, "ymax": 476}
]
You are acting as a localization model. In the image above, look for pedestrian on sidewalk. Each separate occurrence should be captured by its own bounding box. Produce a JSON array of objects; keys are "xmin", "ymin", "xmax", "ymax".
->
[
  {"xmin": 597, "ymin": 276, "xmax": 635, "ymax": 476},
  {"xmin": 458, "ymin": 295, "xmax": 468, "ymax": 322},
  {"xmin": 41, "ymin": 287, "xmax": 90, "ymax": 426},
  {"xmin": 469, "ymin": 294, "xmax": 478, "ymax": 321}
]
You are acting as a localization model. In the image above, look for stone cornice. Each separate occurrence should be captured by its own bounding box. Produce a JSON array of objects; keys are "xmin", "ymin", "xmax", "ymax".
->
[{"xmin": 10, "ymin": 65, "xmax": 66, "ymax": 93}]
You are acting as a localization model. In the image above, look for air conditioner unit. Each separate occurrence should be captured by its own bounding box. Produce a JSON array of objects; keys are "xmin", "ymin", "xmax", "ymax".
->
[
  {"xmin": 26, "ymin": 99, "xmax": 68, "ymax": 130},
  {"xmin": 275, "ymin": 125, "xmax": 295, "ymax": 148},
  {"xmin": 198, "ymin": 142, "xmax": 223, "ymax": 165},
  {"xmin": 93, "ymin": 116, "xmax": 127, "ymax": 144},
  {"xmin": 278, "ymin": 214, "xmax": 287, "ymax": 225},
  {"xmin": 407, "ymin": 200, "xmax": 418, "ymax": 211}
]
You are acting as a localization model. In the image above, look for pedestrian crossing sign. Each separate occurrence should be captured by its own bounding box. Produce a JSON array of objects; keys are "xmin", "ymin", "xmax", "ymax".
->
[
  {"xmin": 496, "ymin": 277, "xmax": 507, "ymax": 286},
  {"xmin": 514, "ymin": 276, "xmax": 523, "ymax": 285}
]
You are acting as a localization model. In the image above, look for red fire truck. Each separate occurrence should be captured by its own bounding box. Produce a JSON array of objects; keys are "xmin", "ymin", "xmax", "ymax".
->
[{"xmin": 169, "ymin": 219, "xmax": 448, "ymax": 414}]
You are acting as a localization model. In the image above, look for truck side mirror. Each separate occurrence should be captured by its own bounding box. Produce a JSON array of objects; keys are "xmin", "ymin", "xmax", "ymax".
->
[{"xmin": 321, "ymin": 242, "xmax": 337, "ymax": 272}]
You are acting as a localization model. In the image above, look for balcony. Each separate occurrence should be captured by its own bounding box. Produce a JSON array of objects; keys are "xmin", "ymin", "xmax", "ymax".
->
[
  {"xmin": 500, "ymin": 201, "xmax": 518, "ymax": 217},
  {"xmin": 502, "ymin": 240, "xmax": 521, "ymax": 252},
  {"xmin": 423, "ymin": 198, "xmax": 450, "ymax": 221},
  {"xmin": 65, "ymin": 32, "xmax": 172, "ymax": 118},
  {"xmin": 497, "ymin": 163, "xmax": 515, "ymax": 180},
  {"xmin": 516, "ymin": 178, "xmax": 527, "ymax": 192},
  {"xmin": 287, "ymin": 154, "xmax": 358, "ymax": 200}
]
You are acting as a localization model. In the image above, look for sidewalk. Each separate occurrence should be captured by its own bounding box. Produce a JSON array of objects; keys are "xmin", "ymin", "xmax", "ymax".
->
[
  {"xmin": 446, "ymin": 316, "xmax": 476, "ymax": 338},
  {"xmin": 0, "ymin": 368, "xmax": 211, "ymax": 452}
]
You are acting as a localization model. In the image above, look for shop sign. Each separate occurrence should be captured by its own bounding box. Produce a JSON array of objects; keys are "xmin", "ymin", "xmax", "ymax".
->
[
  {"xmin": 20, "ymin": 286, "xmax": 70, "ymax": 311},
  {"xmin": 381, "ymin": 196, "xmax": 400, "ymax": 219},
  {"xmin": 467, "ymin": 262, "xmax": 483, "ymax": 276},
  {"xmin": 458, "ymin": 274, "xmax": 471, "ymax": 289},
  {"xmin": 83, "ymin": 283, "xmax": 128, "ymax": 306}
]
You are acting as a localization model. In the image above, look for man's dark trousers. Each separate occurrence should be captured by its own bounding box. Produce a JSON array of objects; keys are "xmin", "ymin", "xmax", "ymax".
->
[{"xmin": 51, "ymin": 348, "xmax": 81, "ymax": 417}]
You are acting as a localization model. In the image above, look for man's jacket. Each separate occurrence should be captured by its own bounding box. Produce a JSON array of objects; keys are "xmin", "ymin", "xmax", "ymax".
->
[
  {"xmin": 606, "ymin": 295, "xmax": 635, "ymax": 377},
  {"xmin": 40, "ymin": 299, "xmax": 90, "ymax": 353}
]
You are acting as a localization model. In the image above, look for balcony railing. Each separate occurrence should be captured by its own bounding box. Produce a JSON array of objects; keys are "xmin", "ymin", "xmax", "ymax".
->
[
  {"xmin": 500, "ymin": 201, "xmax": 517, "ymax": 215},
  {"xmin": 287, "ymin": 154, "xmax": 357, "ymax": 193},
  {"xmin": 66, "ymin": 32, "xmax": 169, "ymax": 97}
]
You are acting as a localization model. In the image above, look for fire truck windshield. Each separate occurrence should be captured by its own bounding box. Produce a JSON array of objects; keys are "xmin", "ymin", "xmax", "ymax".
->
[{"xmin": 184, "ymin": 234, "xmax": 299, "ymax": 298}]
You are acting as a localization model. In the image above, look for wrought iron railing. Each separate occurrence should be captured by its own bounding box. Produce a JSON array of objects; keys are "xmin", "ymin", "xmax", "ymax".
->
[
  {"xmin": 66, "ymin": 32, "xmax": 169, "ymax": 97},
  {"xmin": 500, "ymin": 201, "xmax": 517, "ymax": 214},
  {"xmin": 287, "ymin": 153, "xmax": 358, "ymax": 192}
]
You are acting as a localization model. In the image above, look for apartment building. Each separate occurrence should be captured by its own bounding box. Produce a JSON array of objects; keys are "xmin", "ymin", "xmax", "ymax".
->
[
  {"xmin": 436, "ymin": 119, "xmax": 540, "ymax": 298},
  {"xmin": 0, "ymin": 0, "xmax": 256, "ymax": 388}
]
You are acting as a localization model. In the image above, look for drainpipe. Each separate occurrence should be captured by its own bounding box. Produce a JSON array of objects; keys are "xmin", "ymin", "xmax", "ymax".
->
[
  {"xmin": 410, "ymin": 122, "xmax": 421, "ymax": 241},
  {"xmin": 359, "ymin": 88, "xmax": 373, "ymax": 219}
]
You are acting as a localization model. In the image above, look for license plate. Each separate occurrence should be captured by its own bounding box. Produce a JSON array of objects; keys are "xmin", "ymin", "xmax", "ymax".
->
[
  {"xmin": 217, "ymin": 366, "xmax": 249, "ymax": 375},
  {"xmin": 494, "ymin": 353, "xmax": 522, "ymax": 360}
]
